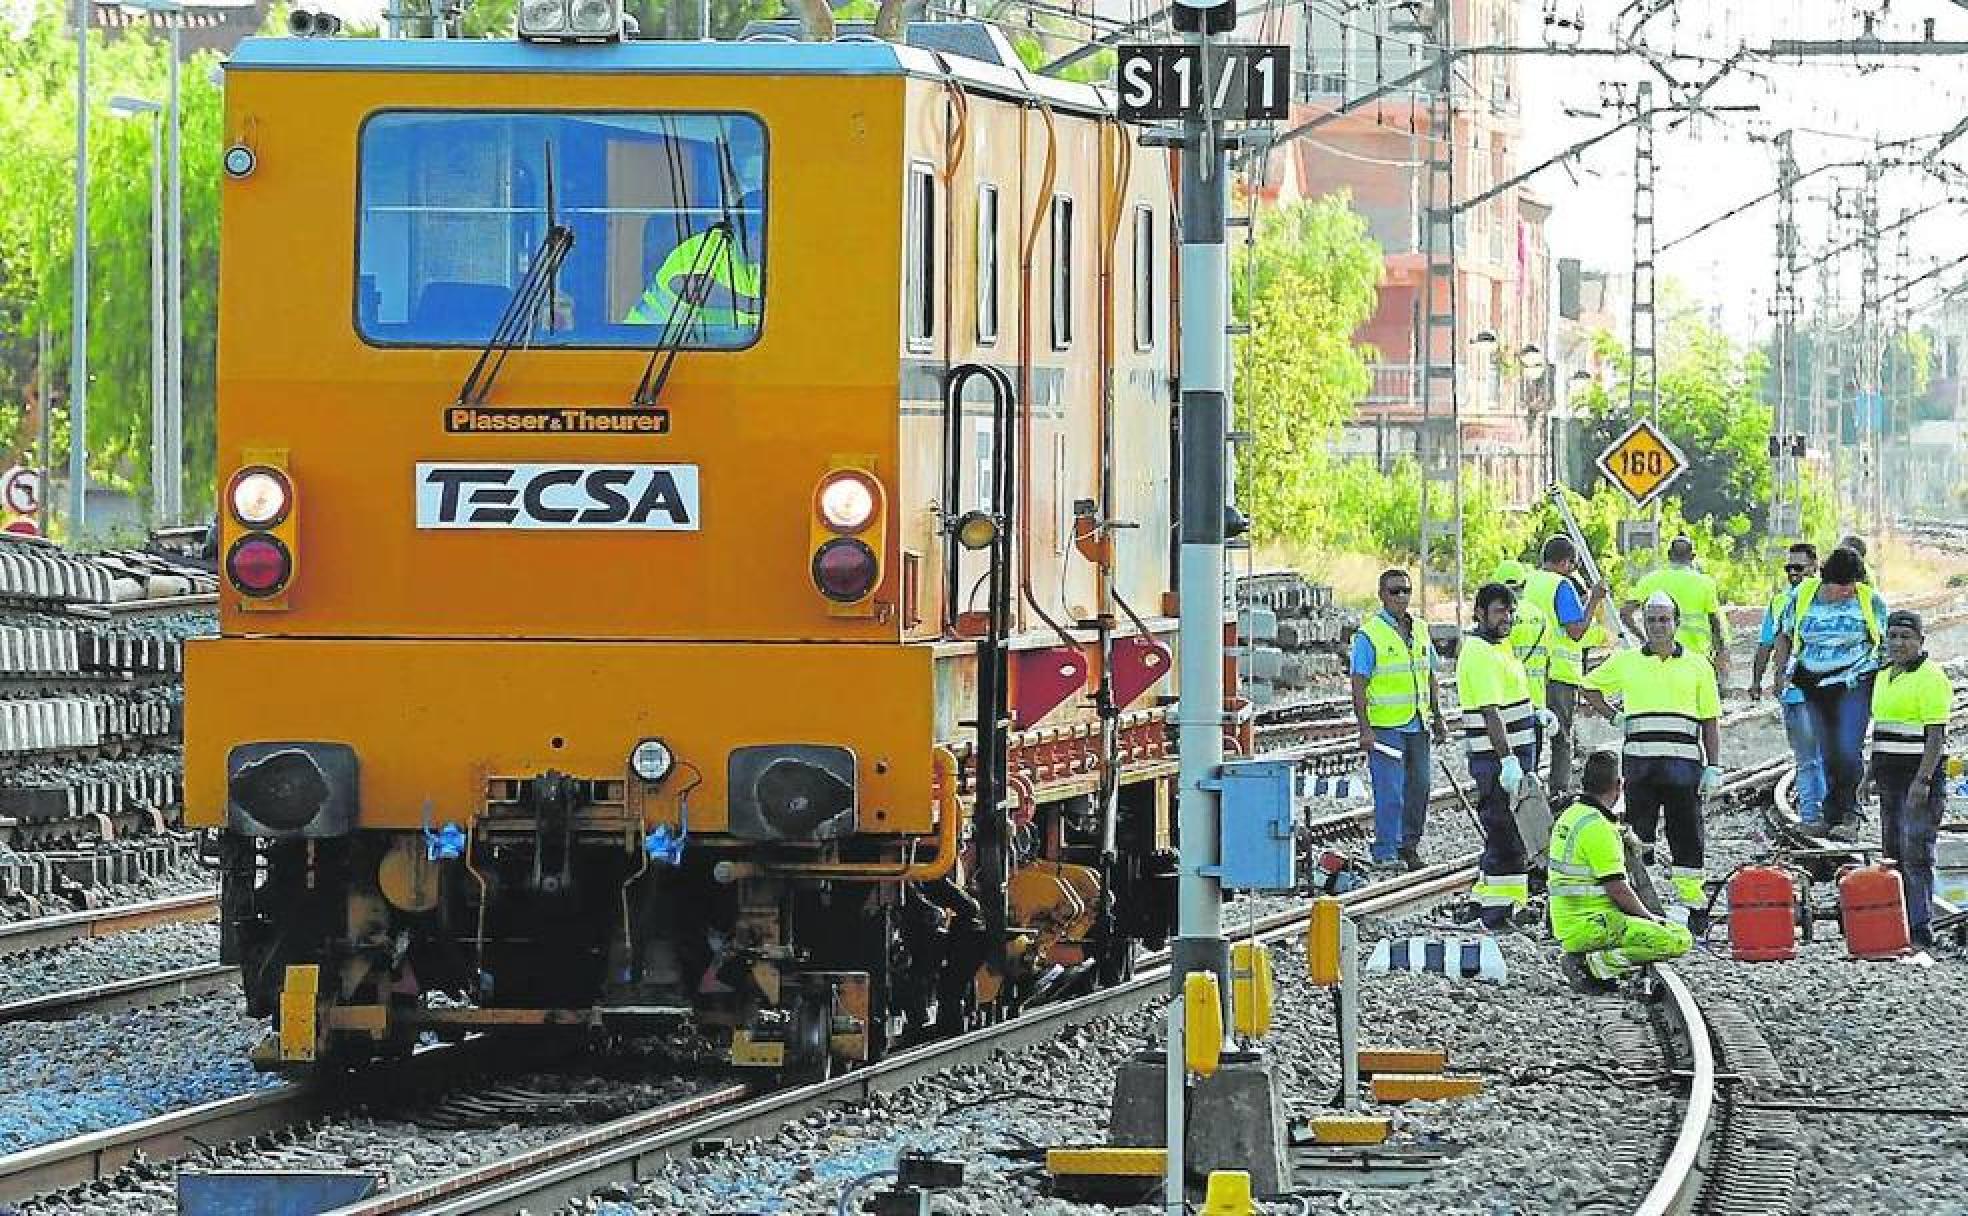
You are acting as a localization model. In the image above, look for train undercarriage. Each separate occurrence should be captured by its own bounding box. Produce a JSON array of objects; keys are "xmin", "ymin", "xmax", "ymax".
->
[{"xmin": 217, "ymin": 768, "xmax": 1177, "ymax": 1074}]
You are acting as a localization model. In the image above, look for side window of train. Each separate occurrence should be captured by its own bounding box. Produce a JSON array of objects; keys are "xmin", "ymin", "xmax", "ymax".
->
[
  {"xmin": 976, "ymin": 183, "xmax": 1000, "ymax": 346},
  {"xmin": 1050, "ymin": 194, "xmax": 1075, "ymax": 350},
  {"xmin": 905, "ymin": 164, "xmax": 937, "ymax": 351},
  {"xmin": 1133, "ymin": 204, "xmax": 1155, "ymax": 352}
]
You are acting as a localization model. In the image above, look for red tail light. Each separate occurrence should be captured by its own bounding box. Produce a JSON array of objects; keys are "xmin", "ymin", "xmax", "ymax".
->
[
  {"xmin": 812, "ymin": 537, "xmax": 879, "ymax": 603},
  {"xmin": 226, "ymin": 534, "xmax": 293, "ymax": 597}
]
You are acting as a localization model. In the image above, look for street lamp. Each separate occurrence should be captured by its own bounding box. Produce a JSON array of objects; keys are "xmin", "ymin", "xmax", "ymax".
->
[
  {"xmin": 1518, "ymin": 343, "xmax": 1547, "ymax": 380},
  {"xmin": 110, "ymin": 96, "xmax": 166, "ymax": 524},
  {"xmin": 118, "ymin": 0, "xmax": 183, "ymax": 523}
]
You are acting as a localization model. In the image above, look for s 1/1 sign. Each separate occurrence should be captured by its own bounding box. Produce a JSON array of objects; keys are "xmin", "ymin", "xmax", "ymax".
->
[{"xmin": 1117, "ymin": 44, "xmax": 1292, "ymax": 122}]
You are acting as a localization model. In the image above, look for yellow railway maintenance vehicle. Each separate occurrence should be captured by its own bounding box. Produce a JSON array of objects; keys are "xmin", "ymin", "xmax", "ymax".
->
[{"xmin": 187, "ymin": 7, "xmax": 1196, "ymax": 1073}]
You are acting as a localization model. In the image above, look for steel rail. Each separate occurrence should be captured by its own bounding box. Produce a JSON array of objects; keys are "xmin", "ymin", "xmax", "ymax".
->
[
  {"xmin": 0, "ymin": 962, "xmax": 237, "ymax": 1025},
  {"xmin": 1633, "ymin": 962, "xmax": 1715, "ymax": 1216},
  {"xmin": 0, "ymin": 890, "xmax": 218, "ymax": 957}
]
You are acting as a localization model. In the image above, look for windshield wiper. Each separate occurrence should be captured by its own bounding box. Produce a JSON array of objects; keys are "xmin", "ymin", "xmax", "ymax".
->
[
  {"xmin": 455, "ymin": 223, "xmax": 574, "ymax": 406},
  {"xmin": 629, "ymin": 220, "xmax": 734, "ymax": 408}
]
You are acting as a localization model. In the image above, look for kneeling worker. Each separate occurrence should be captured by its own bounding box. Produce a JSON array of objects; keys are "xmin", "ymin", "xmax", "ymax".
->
[
  {"xmin": 1581, "ymin": 592, "xmax": 1723, "ymax": 927},
  {"xmin": 1870, "ymin": 610, "xmax": 1953, "ymax": 950},
  {"xmin": 1457, "ymin": 582, "xmax": 1541, "ymax": 929},
  {"xmin": 1550, "ymin": 749, "xmax": 1693, "ymax": 990}
]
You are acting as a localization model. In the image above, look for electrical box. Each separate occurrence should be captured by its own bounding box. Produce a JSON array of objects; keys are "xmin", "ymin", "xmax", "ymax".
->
[{"xmin": 1216, "ymin": 759, "xmax": 1296, "ymax": 891}]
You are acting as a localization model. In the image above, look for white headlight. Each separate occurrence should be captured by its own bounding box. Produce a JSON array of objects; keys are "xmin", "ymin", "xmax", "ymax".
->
[
  {"xmin": 631, "ymin": 738, "xmax": 674, "ymax": 783},
  {"xmin": 229, "ymin": 468, "xmax": 291, "ymax": 528},
  {"xmin": 518, "ymin": 0, "xmax": 568, "ymax": 35},
  {"xmin": 568, "ymin": 0, "xmax": 618, "ymax": 33},
  {"xmin": 818, "ymin": 474, "xmax": 878, "ymax": 532}
]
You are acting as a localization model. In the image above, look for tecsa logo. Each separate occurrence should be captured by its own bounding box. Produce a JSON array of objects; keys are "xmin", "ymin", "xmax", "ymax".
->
[{"xmin": 415, "ymin": 463, "xmax": 700, "ymax": 530}]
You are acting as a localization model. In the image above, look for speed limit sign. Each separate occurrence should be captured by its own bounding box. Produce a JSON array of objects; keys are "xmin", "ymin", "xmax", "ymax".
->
[{"xmin": 0, "ymin": 467, "xmax": 42, "ymax": 518}]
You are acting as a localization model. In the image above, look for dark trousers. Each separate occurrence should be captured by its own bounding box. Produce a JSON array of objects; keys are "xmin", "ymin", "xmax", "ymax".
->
[
  {"xmin": 1800, "ymin": 675, "xmax": 1874, "ymax": 827},
  {"xmin": 1546, "ymin": 681, "xmax": 1578, "ymax": 793},
  {"xmin": 1876, "ymin": 759, "xmax": 1943, "ymax": 939},
  {"xmin": 1622, "ymin": 755, "xmax": 1705, "ymax": 870},
  {"xmin": 1468, "ymin": 742, "xmax": 1537, "ymax": 929}
]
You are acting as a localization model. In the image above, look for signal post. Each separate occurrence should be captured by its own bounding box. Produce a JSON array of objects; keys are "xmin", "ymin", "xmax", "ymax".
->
[{"xmin": 1103, "ymin": 3, "xmax": 1293, "ymax": 1205}]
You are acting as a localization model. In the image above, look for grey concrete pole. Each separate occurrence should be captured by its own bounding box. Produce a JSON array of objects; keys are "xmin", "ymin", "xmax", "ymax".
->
[
  {"xmin": 165, "ymin": 19, "xmax": 184, "ymax": 522},
  {"xmin": 69, "ymin": 0, "xmax": 89, "ymax": 538},
  {"xmin": 1170, "ymin": 40, "xmax": 1229, "ymax": 998},
  {"xmin": 149, "ymin": 117, "xmax": 165, "ymax": 522}
]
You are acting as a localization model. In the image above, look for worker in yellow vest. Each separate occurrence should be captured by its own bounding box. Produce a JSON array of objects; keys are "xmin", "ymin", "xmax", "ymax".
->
[
  {"xmin": 1580, "ymin": 592, "xmax": 1723, "ymax": 928},
  {"xmin": 1549, "ymin": 749, "xmax": 1692, "ymax": 991},
  {"xmin": 1868, "ymin": 610, "xmax": 1953, "ymax": 950},
  {"xmin": 1621, "ymin": 535, "xmax": 1729, "ymax": 679},
  {"xmin": 1493, "ymin": 560, "xmax": 1551, "ymax": 708},
  {"xmin": 1521, "ymin": 535, "xmax": 1608, "ymax": 794},
  {"xmin": 1456, "ymin": 582, "xmax": 1540, "ymax": 930},
  {"xmin": 1350, "ymin": 569, "xmax": 1450, "ymax": 870}
]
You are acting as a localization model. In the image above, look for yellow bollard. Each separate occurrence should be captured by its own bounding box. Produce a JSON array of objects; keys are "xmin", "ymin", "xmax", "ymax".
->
[
  {"xmin": 1229, "ymin": 940, "xmax": 1273, "ymax": 1039},
  {"xmin": 1199, "ymin": 1170, "xmax": 1257, "ymax": 1215},
  {"xmin": 1182, "ymin": 971, "xmax": 1224, "ymax": 1077},
  {"xmin": 1308, "ymin": 896, "xmax": 1342, "ymax": 985}
]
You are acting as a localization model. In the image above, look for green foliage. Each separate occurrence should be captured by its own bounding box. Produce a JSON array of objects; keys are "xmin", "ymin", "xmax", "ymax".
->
[
  {"xmin": 1576, "ymin": 288, "xmax": 1772, "ymax": 546},
  {"xmin": 1232, "ymin": 193, "xmax": 1382, "ymax": 544},
  {"xmin": 0, "ymin": 3, "xmax": 225, "ymax": 524},
  {"xmin": 1314, "ymin": 456, "xmax": 1539, "ymax": 585}
]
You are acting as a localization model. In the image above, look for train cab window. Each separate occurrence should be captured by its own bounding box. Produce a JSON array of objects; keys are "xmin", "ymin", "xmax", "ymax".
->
[
  {"xmin": 905, "ymin": 164, "xmax": 937, "ymax": 350},
  {"xmin": 356, "ymin": 111, "xmax": 767, "ymax": 349},
  {"xmin": 976, "ymin": 184, "xmax": 1000, "ymax": 346},
  {"xmin": 1132, "ymin": 205, "xmax": 1155, "ymax": 351},
  {"xmin": 1050, "ymin": 194, "xmax": 1075, "ymax": 349}
]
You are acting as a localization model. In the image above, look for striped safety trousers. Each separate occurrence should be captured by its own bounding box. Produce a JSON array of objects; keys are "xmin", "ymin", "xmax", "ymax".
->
[{"xmin": 1558, "ymin": 909, "xmax": 1693, "ymax": 981}]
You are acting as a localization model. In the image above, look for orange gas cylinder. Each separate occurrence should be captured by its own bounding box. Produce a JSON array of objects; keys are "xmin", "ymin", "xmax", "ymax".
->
[
  {"xmin": 1838, "ymin": 864, "xmax": 1910, "ymax": 960},
  {"xmin": 1727, "ymin": 866, "xmax": 1798, "ymax": 961}
]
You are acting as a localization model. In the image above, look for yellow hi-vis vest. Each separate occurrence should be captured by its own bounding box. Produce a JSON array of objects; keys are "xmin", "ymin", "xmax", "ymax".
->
[
  {"xmin": 1509, "ymin": 598, "xmax": 1552, "ymax": 706},
  {"xmin": 1547, "ymin": 797, "xmax": 1623, "ymax": 938},
  {"xmin": 1523, "ymin": 568, "xmax": 1584, "ymax": 686},
  {"xmin": 1871, "ymin": 659, "xmax": 1952, "ymax": 762},
  {"xmin": 1360, "ymin": 611, "xmax": 1430, "ymax": 729},
  {"xmin": 1787, "ymin": 578, "xmax": 1881, "ymax": 651},
  {"xmin": 625, "ymin": 227, "xmax": 762, "ymax": 330}
]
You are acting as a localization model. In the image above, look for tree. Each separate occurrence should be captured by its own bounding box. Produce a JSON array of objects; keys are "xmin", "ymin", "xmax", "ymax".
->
[
  {"xmin": 1232, "ymin": 193, "xmax": 1382, "ymax": 544},
  {"xmin": 0, "ymin": 3, "xmax": 225, "ymax": 527},
  {"xmin": 1577, "ymin": 286, "xmax": 1772, "ymax": 547}
]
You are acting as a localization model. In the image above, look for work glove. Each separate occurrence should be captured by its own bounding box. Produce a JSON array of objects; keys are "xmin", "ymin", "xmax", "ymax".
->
[
  {"xmin": 1500, "ymin": 755, "xmax": 1524, "ymax": 795},
  {"xmin": 1700, "ymin": 765, "xmax": 1724, "ymax": 798},
  {"xmin": 1537, "ymin": 708, "xmax": 1559, "ymax": 737},
  {"xmin": 1612, "ymin": 711, "xmax": 1627, "ymax": 734}
]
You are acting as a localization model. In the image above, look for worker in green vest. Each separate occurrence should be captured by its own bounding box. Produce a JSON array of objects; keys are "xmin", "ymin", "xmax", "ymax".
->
[
  {"xmin": 1521, "ymin": 535, "xmax": 1608, "ymax": 794},
  {"xmin": 1549, "ymin": 748, "xmax": 1692, "ymax": 991},
  {"xmin": 623, "ymin": 219, "xmax": 763, "ymax": 332},
  {"xmin": 1493, "ymin": 560, "xmax": 1551, "ymax": 708},
  {"xmin": 1621, "ymin": 535, "xmax": 1729, "ymax": 679},
  {"xmin": 624, "ymin": 137, "xmax": 766, "ymax": 336},
  {"xmin": 1350, "ymin": 568, "xmax": 1450, "ymax": 870},
  {"xmin": 1456, "ymin": 582, "xmax": 1540, "ymax": 930},
  {"xmin": 1581, "ymin": 591, "xmax": 1724, "ymax": 928},
  {"xmin": 1868, "ymin": 609, "xmax": 1953, "ymax": 949}
]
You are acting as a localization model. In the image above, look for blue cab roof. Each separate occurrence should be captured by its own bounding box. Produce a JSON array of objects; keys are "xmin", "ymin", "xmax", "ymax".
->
[{"xmin": 225, "ymin": 33, "xmax": 1115, "ymax": 115}]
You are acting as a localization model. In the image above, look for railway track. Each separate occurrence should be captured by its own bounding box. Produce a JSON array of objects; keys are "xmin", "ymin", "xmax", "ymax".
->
[
  {"xmin": 0, "ymin": 963, "xmax": 235, "ymax": 1026},
  {"xmin": 0, "ymin": 890, "xmax": 216, "ymax": 957},
  {"xmin": 1639, "ymin": 663, "xmax": 1968, "ymax": 1216}
]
